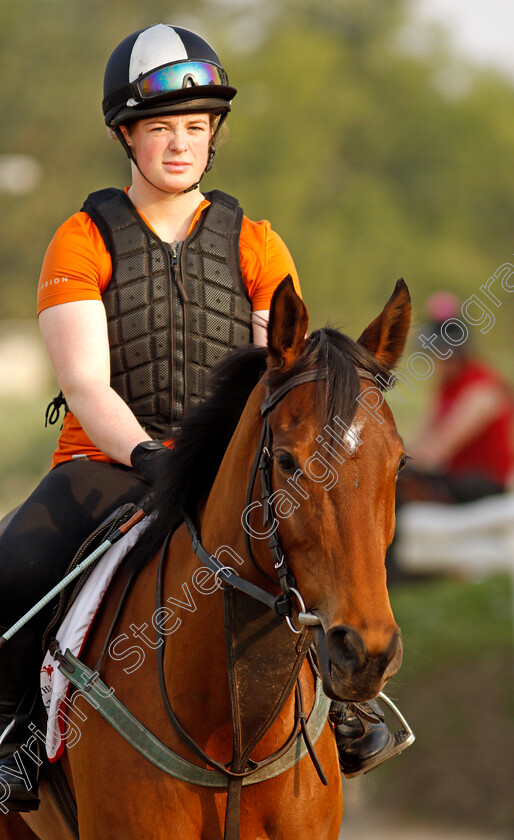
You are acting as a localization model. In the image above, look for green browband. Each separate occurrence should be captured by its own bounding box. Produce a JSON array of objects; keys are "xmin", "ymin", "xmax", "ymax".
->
[{"xmin": 57, "ymin": 649, "xmax": 331, "ymax": 787}]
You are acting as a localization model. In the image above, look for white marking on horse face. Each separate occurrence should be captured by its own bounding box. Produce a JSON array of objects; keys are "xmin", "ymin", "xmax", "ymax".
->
[{"xmin": 344, "ymin": 419, "xmax": 363, "ymax": 453}]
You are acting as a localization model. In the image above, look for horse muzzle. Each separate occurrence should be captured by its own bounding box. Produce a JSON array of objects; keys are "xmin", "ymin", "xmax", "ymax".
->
[{"xmin": 309, "ymin": 623, "xmax": 403, "ymax": 702}]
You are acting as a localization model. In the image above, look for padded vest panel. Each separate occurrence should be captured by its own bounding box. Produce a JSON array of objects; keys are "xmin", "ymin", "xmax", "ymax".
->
[{"xmin": 82, "ymin": 188, "xmax": 252, "ymax": 438}]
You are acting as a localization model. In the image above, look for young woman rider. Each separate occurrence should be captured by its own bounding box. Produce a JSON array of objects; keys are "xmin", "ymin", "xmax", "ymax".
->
[{"xmin": 0, "ymin": 24, "xmax": 400, "ymax": 811}]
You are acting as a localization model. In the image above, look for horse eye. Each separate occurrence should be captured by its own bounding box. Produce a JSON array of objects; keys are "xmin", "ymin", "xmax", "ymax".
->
[
  {"xmin": 397, "ymin": 454, "xmax": 409, "ymax": 472},
  {"xmin": 275, "ymin": 451, "xmax": 297, "ymax": 474}
]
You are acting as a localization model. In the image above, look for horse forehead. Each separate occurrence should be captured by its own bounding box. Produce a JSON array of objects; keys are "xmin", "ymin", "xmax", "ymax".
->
[
  {"xmin": 356, "ymin": 399, "xmax": 403, "ymax": 453},
  {"xmin": 270, "ymin": 388, "xmax": 318, "ymax": 432},
  {"xmin": 266, "ymin": 378, "xmax": 402, "ymax": 452}
]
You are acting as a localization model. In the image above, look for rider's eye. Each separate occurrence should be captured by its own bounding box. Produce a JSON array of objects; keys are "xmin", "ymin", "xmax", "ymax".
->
[
  {"xmin": 275, "ymin": 451, "xmax": 298, "ymax": 474},
  {"xmin": 397, "ymin": 454, "xmax": 409, "ymax": 473}
]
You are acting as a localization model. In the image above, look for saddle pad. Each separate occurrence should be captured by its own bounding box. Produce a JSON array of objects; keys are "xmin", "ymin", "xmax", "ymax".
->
[{"xmin": 41, "ymin": 517, "xmax": 149, "ymax": 761}]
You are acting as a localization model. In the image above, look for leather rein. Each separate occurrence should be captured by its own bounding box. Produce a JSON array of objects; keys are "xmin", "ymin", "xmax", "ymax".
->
[
  {"xmin": 154, "ymin": 364, "xmax": 374, "ymax": 839},
  {"xmin": 185, "ymin": 368, "xmax": 328, "ymax": 632},
  {"xmin": 52, "ymin": 363, "xmax": 375, "ymax": 840},
  {"xmin": 185, "ymin": 364, "xmax": 376, "ymax": 631}
]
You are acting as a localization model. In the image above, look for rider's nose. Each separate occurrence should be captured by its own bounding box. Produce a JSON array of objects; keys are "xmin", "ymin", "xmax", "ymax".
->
[{"xmin": 169, "ymin": 130, "xmax": 188, "ymax": 152}]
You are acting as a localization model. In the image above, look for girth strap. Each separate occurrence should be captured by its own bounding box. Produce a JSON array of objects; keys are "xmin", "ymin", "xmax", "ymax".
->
[{"xmin": 224, "ymin": 779, "xmax": 243, "ymax": 840}]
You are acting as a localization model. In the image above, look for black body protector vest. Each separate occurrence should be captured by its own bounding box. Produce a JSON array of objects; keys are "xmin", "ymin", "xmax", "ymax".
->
[{"xmin": 82, "ymin": 188, "xmax": 252, "ymax": 438}]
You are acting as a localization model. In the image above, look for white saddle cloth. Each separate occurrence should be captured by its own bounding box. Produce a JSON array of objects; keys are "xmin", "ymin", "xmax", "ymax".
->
[{"xmin": 40, "ymin": 518, "xmax": 148, "ymax": 761}]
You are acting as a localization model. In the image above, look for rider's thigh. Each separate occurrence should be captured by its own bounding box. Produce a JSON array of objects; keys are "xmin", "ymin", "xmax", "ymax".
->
[{"xmin": 0, "ymin": 460, "xmax": 148, "ymax": 625}]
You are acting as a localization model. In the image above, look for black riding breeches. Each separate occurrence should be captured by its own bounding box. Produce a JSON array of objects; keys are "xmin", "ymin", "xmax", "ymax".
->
[{"xmin": 0, "ymin": 460, "xmax": 149, "ymax": 663}]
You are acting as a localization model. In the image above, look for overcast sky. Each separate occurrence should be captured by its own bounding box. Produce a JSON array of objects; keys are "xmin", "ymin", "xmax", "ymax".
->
[{"xmin": 412, "ymin": 0, "xmax": 514, "ymax": 81}]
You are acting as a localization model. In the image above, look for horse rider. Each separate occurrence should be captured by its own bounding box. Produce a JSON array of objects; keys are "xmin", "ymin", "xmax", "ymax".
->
[{"xmin": 0, "ymin": 24, "xmax": 400, "ymax": 811}]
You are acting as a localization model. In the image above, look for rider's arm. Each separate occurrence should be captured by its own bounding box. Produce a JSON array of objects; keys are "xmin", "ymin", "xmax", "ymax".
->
[
  {"xmin": 252, "ymin": 310, "xmax": 269, "ymax": 346},
  {"xmin": 411, "ymin": 382, "xmax": 507, "ymax": 470},
  {"xmin": 239, "ymin": 218, "xmax": 301, "ymax": 347},
  {"xmin": 39, "ymin": 300, "xmax": 151, "ymax": 466}
]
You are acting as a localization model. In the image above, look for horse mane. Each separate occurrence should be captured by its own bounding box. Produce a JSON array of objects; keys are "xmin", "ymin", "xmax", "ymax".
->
[
  {"xmin": 143, "ymin": 328, "xmax": 389, "ymax": 552},
  {"xmin": 267, "ymin": 326, "xmax": 389, "ymax": 428}
]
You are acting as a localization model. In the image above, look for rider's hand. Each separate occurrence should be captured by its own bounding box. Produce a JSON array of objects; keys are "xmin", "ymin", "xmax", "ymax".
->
[{"xmin": 130, "ymin": 440, "xmax": 173, "ymax": 484}]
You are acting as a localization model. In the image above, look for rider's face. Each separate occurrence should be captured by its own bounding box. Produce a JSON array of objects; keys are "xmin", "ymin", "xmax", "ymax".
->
[{"xmin": 121, "ymin": 113, "xmax": 212, "ymax": 193}]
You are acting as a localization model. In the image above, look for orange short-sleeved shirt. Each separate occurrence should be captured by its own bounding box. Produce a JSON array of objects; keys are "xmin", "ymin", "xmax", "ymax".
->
[{"xmin": 38, "ymin": 195, "xmax": 301, "ymax": 465}]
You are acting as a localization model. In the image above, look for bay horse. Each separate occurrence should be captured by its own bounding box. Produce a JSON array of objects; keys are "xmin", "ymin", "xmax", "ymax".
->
[{"xmin": 3, "ymin": 277, "xmax": 411, "ymax": 840}]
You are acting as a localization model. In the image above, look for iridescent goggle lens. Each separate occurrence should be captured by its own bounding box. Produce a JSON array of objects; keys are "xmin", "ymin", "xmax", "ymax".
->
[{"xmin": 136, "ymin": 61, "xmax": 227, "ymax": 100}]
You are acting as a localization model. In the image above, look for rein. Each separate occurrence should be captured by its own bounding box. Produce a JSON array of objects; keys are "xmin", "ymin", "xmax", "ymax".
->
[
  {"xmin": 171, "ymin": 364, "xmax": 374, "ymax": 838},
  {"xmin": 53, "ymin": 363, "xmax": 376, "ymax": 840},
  {"xmin": 156, "ymin": 368, "xmax": 331, "ymax": 840},
  {"xmin": 187, "ymin": 365, "xmax": 377, "ymax": 631},
  {"xmin": 187, "ymin": 368, "xmax": 328, "ymax": 633}
]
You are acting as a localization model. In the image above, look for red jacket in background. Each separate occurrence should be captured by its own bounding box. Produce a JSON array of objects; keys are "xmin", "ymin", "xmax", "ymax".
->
[{"xmin": 435, "ymin": 360, "xmax": 514, "ymax": 487}]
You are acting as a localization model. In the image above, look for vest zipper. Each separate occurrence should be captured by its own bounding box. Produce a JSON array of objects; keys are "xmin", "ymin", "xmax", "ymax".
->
[
  {"xmin": 170, "ymin": 245, "xmax": 190, "ymax": 303},
  {"xmin": 169, "ymin": 243, "xmax": 188, "ymax": 421}
]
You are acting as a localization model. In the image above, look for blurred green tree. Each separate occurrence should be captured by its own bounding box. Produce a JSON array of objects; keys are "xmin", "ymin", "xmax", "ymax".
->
[{"xmin": 1, "ymin": 0, "xmax": 513, "ymax": 375}]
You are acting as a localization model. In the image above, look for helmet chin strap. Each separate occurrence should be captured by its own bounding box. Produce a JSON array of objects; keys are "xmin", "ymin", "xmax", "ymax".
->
[
  {"xmin": 114, "ymin": 127, "xmax": 199, "ymax": 195},
  {"xmin": 115, "ymin": 115, "xmax": 225, "ymax": 197}
]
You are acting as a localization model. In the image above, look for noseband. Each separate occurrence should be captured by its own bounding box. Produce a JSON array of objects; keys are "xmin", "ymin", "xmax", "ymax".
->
[{"xmin": 185, "ymin": 365, "xmax": 375, "ymax": 632}]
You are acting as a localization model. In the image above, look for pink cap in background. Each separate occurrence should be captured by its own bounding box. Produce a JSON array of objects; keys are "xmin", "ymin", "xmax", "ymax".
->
[{"xmin": 425, "ymin": 291, "xmax": 460, "ymax": 322}]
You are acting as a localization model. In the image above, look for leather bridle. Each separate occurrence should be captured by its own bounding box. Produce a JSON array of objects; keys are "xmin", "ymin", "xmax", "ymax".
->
[
  {"xmin": 155, "ymin": 368, "xmax": 330, "ymax": 810},
  {"xmin": 185, "ymin": 364, "xmax": 376, "ymax": 631},
  {"xmin": 184, "ymin": 367, "xmax": 326, "ymax": 631},
  {"xmin": 159, "ymin": 363, "xmax": 376, "ymax": 840}
]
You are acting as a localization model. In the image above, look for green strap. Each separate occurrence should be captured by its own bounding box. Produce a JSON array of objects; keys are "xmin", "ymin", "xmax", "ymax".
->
[{"xmin": 58, "ymin": 650, "xmax": 330, "ymax": 788}]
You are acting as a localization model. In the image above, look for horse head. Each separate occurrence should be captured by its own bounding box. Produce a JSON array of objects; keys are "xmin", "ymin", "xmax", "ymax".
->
[{"xmin": 256, "ymin": 276, "xmax": 411, "ymax": 702}]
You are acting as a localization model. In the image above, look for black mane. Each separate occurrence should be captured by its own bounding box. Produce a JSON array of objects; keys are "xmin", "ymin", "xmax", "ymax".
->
[{"xmin": 145, "ymin": 328, "xmax": 389, "ymax": 551}]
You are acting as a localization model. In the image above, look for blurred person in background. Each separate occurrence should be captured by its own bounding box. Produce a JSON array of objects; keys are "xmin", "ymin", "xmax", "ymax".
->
[
  {"xmin": 0, "ymin": 23, "xmax": 402, "ymax": 811},
  {"xmin": 407, "ymin": 291, "xmax": 513, "ymax": 500},
  {"xmin": 387, "ymin": 291, "xmax": 514, "ymax": 579}
]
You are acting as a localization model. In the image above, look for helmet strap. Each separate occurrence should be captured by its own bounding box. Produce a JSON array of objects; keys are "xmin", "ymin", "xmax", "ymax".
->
[
  {"xmin": 183, "ymin": 180, "xmax": 200, "ymax": 194},
  {"xmin": 205, "ymin": 111, "xmax": 227, "ymax": 173}
]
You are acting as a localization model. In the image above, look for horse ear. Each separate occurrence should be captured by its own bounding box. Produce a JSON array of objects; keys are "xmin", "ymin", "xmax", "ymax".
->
[
  {"xmin": 357, "ymin": 279, "xmax": 411, "ymax": 370},
  {"xmin": 267, "ymin": 276, "xmax": 309, "ymax": 369}
]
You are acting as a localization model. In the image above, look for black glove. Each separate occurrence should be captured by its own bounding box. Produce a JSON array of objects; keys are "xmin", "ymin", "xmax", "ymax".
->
[{"xmin": 130, "ymin": 440, "xmax": 173, "ymax": 484}]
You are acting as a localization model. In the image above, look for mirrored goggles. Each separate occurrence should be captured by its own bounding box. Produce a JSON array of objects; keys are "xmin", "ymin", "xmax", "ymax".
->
[{"xmin": 135, "ymin": 60, "xmax": 228, "ymax": 101}]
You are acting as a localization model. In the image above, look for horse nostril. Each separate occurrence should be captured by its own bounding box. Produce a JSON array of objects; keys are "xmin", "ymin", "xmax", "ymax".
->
[
  {"xmin": 325, "ymin": 625, "xmax": 366, "ymax": 673},
  {"xmin": 382, "ymin": 630, "xmax": 403, "ymax": 679}
]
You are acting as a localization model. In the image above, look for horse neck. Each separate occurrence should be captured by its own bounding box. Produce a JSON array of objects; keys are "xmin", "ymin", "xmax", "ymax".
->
[
  {"xmin": 163, "ymin": 385, "xmax": 309, "ymax": 760},
  {"xmin": 199, "ymin": 384, "xmax": 266, "ymax": 579}
]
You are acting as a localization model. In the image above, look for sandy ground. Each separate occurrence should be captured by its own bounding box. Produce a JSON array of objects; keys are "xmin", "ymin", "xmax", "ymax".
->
[
  {"xmin": 338, "ymin": 777, "xmax": 510, "ymax": 840},
  {"xmin": 339, "ymin": 815, "xmax": 509, "ymax": 840}
]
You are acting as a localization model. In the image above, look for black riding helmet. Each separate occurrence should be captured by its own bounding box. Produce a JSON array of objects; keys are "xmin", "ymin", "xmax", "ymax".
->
[
  {"xmin": 102, "ymin": 24, "xmax": 237, "ymax": 188},
  {"xmin": 103, "ymin": 24, "xmax": 236, "ymax": 126}
]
